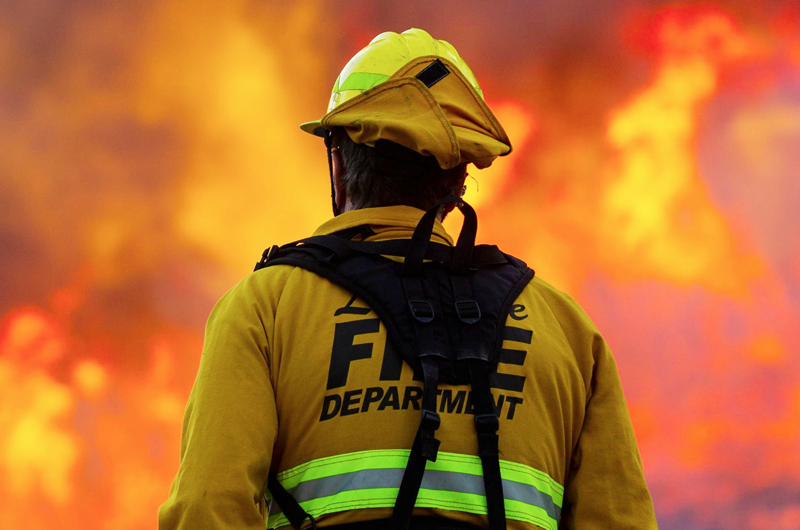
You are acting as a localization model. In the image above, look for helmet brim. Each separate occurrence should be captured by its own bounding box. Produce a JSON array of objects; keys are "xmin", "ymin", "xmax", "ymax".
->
[{"xmin": 300, "ymin": 120, "xmax": 328, "ymax": 137}]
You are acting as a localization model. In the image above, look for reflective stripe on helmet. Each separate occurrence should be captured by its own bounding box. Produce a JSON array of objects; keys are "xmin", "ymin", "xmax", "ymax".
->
[
  {"xmin": 265, "ymin": 449, "xmax": 562, "ymax": 530},
  {"xmin": 338, "ymin": 72, "xmax": 391, "ymax": 92}
]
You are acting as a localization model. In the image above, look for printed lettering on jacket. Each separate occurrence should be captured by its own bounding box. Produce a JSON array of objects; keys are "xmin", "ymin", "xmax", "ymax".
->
[{"xmin": 320, "ymin": 295, "xmax": 531, "ymax": 422}]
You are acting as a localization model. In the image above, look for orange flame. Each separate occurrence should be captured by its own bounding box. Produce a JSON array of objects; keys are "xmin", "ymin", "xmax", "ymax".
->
[
  {"xmin": 1, "ymin": 2, "xmax": 799, "ymax": 530},
  {"xmin": 0, "ymin": 311, "xmax": 78, "ymax": 506}
]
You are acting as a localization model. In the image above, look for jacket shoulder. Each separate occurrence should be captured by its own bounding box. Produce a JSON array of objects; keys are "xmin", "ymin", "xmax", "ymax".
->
[
  {"xmin": 523, "ymin": 276, "xmax": 599, "ymax": 333},
  {"xmin": 520, "ymin": 276, "xmax": 606, "ymax": 388},
  {"xmin": 210, "ymin": 264, "xmax": 297, "ymax": 318}
]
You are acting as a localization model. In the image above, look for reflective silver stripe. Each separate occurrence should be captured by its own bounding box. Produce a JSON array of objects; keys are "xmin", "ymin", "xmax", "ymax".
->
[{"xmin": 272, "ymin": 467, "xmax": 561, "ymax": 521}]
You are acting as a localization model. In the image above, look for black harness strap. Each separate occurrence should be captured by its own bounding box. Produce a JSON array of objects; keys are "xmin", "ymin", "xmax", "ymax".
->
[
  {"xmin": 391, "ymin": 356, "xmax": 441, "ymax": 530},
  {"xmin": 390, "ymin": 197, "xmax": 467, "ymax": 530},
  {"xmin": 334, "ymin": 224, "xmax": 377, "ymax": 241},
  {"xmin": 293, "ymin": 236, "xmax": 508, "ymax": 268},
  {"xmin": 403, "ymin": 196, "xmax": 452, "ymax": 276},
  {"xmin": 468, "ymin": 362, "xmax": 506, "ymax": 530},
  {"xmin": 267, "ymin": 474, "xmax": 317, "ymax": 530},
  {"xmin": 451, "ymin": 201, "xmax": 477, "ymax": 275}
]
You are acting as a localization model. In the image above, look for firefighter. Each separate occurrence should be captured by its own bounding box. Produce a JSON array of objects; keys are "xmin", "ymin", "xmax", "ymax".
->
[{"xmin": 159, "ymin": 28, "xmax": 658, "ymax": 530}]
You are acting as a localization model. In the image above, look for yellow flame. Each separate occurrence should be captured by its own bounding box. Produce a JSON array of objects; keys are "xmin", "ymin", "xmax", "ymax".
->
[
  {"xmin": 0, "ymin": 312, "xmax": 80, "ymax": 505},
  {"xmin": 468, "ymin": 100, "xmax": 535, "ymax": 209},
  {"xmin": 135, "ymin": 0, "xmax": 331, "ymax": 275},
  {"xmin": 600, "ymin": 8, "xmax": 763, "ymax": 294},
  {"xmin": 73, "ymin": 360, "xmax": 109, "ymax": 400},
  {"xmin": 0, "ymin": 309, "xmax": 65, "ymax": 365}
]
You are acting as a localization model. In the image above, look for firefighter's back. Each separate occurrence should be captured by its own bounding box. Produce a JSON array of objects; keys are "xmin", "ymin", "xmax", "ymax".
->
[{"xmin": 257, "ymin": 206, "xmax": 601, "ymax": 530}]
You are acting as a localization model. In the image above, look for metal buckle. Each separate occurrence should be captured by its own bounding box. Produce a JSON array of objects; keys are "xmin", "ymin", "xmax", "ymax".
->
[
  {"xmin": 408, "ymin": 299, "xmax": 435, "ymax": 323},
  {"xmin": 455, "ymin": 299, "xmax": 481, "ymax": 324}
]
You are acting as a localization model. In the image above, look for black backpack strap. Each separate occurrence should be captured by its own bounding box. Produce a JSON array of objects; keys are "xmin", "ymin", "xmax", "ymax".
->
[
  {"xmin": 450, "ymin": 200, "xmax": 477, "ymax": 275},
  {"xmin": 314, "ymin": 237, "xmax": 508, "ymax": 268},
  {"xmin": 267, "ymin": 474, "xmax": 317, "ymax": 529},
  {"xmin": 391, "ymin": 198, "xmax": 464, "ymax": 530},
  {"xmin": 391, "ymin": 356, "xmax": 442, "ymax": 530},
  {"xmin": 333, "ymin": 224, "xmax": 377, "ymax": 241},
  {"xmin": 468, "ymin": 362, "xmax": 506, "ymax": 530},
  {"xmin": 447, "ymin": 199, "xmax": 482, "ymax": 344},
  {"xmin": 403, "ymin": 194, "xmax": 463, "ymax": 275},
  {"xmin": 255, "ymin": 199, "xmax": 509, "ymax": 274}
]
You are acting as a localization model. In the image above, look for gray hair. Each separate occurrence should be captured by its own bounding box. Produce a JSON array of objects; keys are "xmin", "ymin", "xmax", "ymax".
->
[{"xmin": 331, "ymin": 128, "xmax": 466, "ymax": 212}]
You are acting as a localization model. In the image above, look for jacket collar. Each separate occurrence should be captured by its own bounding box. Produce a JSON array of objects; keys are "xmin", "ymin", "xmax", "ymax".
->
[{"xmin": 313, "ymin": 205, "xmax": 454, "ymax": 246}]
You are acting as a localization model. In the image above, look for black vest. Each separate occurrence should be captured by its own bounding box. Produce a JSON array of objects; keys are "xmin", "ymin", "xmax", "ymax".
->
[{"xmin": 255, "ymin": 197, "xmax": 534, "ymax": 530}]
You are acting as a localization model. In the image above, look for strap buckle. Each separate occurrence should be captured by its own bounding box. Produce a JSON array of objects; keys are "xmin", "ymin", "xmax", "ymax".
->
[
  {"xmin": 420, "ymin": 409, "xmax": 441, "ymax": 431},
  {"xmin": 420, "ymin": 409, "xmax": 442, "ymax": 461},
  {"xmin": 474, "ymin": 413, "xmax": 499, "ymax": 433},
  {"xmin": 455, "ymin": 299, "xmax": 481, "ymax": 324},
  {"xmin": 408, "ymin": 299, "xmax": 435, "ymax": 323},
  {"xmin": 421, "ymin": 435, "xmax": 441, "ymax": 462},
  {"xmin": 254, "ymin": 245, "xmax": 279, "ymax": 271}
]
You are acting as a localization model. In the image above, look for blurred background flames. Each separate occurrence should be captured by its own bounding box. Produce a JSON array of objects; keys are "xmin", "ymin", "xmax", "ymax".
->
[{"xmin": 1, "ymin": 1, "xmax": 799, "ymax": 529}]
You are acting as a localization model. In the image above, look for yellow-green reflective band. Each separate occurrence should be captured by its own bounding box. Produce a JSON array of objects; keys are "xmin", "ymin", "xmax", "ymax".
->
[
  {"xmin": 268, "ymin": 488, "xmax": 558, "ymax": 530},
  {"xmin": 274, "ymin": 450, "xmax": 563, "ymax": 506},
  {"xmin": 266, "ymin": 450, "xmax": 563, "ymax": 530},
  {"xmin": 337, "ymin": 72, "xmax": 391, "ymax": 93}
]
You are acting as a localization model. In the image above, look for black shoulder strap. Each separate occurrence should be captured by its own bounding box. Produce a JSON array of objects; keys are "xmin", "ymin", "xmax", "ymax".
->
[
  {"xmin": 391, "ymin": 196, "xmax": 465, "ymax": 530},
  {"xmin": 390, "ymin": 356, "xmax": 442, "ymax": 530},
  {"xmin": 267, "ymin": 474, "xmax": 317, "ymax": 530},
  {"xmin": 469, "ymin": 362, "xmax": 506, "ymax": 530},
  {"xmin": 391, "ymin": 197, "xmax": 508, "ymax": 530}
]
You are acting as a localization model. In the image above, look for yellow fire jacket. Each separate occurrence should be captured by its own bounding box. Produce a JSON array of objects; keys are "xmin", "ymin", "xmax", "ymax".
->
[{"xmin": 158, "ymin": 206, "xmax": 657, "ymax": 530}]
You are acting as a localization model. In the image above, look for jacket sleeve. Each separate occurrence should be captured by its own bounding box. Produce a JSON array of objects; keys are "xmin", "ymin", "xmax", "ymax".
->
[
  {"xmin": 158, "ymin": 276, "xmax": 279, "ymax": 529},
  {"xmin": 559, "ymin": 331, "xmax": 658, "ymax": 529}
]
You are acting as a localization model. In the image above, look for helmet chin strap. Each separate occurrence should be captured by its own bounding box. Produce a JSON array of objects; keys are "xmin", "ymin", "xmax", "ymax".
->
[{"xmin": 324, "ymin": 130, "xmax": 340, "ymax": 217}]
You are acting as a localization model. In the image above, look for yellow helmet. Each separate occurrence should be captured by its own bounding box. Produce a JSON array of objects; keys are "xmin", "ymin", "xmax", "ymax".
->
[{"xmin": 300, "ymin": 28, "xmax": 511, "ymax": 170}]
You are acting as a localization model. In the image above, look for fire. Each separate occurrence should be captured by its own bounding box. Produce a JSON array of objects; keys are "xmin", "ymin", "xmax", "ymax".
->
[
  {"xmin": 0, "ymin": 308, "xmax": 66, "ymax": 366},
  {"xmin": 2, "ymin": 371, "xmax": 78, "ymax": 504},
  {"xmin": 601, "ymin": 6, "xmax": 765, "ymax": 294},
  {"xmin": 73, "ymin": 360, "xmax": 109, "ymax": 400},
  {"xmin": 468, "ymin": 100, "xmax": 536, "ymax": 209},
  {"xmin": 0, "ymin": 311, "xmax": 79, "ymax": 506},
  {"xmin": 1, "ymin": 2, "xmax": 798, "ymax": 530},
  {"xmin": 135, "ymin": 0, "xmax": 332, "ymax": 274}
]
